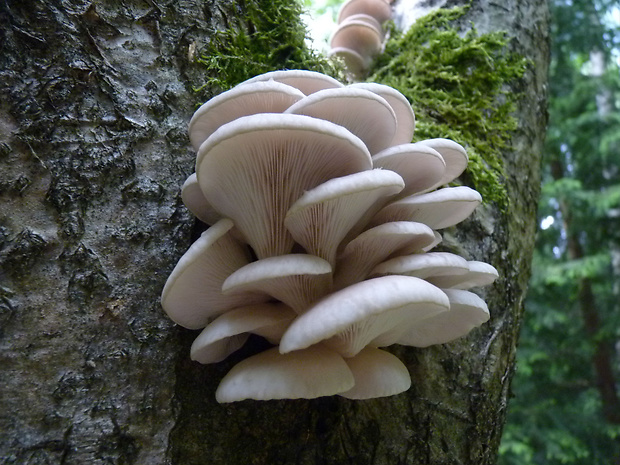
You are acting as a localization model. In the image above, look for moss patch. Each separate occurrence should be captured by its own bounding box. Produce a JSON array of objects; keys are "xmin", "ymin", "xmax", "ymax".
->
[
  {"xmin": 197, "ymin": 0, "xmax": 342, "ymax": 91},
  {"xmin": 368, "ymin": 6, "xmax": 528, "ymax": 208}
]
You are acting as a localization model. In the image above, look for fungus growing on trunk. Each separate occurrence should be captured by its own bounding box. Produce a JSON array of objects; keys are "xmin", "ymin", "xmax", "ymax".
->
[
  {"xmin": 329, "ymin": 0, "xmax": 393, "ymax": 79},
  {"xmin": 161, "ymin": 70, "xmax": 498, "ymax": 402}
]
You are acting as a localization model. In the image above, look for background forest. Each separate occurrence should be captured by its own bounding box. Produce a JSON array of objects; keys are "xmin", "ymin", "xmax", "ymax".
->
[
  {"xmin": 302, "ymin": 0, "xmax": 620, "ymax": 463},
  {"xmin": 499, "ymin": 1, "xmax": 620, "ymax": 463}
]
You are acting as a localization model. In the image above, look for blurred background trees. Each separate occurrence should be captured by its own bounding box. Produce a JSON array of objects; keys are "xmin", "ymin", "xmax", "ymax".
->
[{"xmin": 498, "ymin": 1, "xmax": 620, "ymax": 463}]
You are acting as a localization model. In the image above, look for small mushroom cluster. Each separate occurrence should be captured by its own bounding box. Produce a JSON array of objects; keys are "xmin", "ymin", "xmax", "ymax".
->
[
  {"xmin": 162, "ymin": 69, "xmax": 498, "ymax": 403},
  {"xmin": 329, "ymin": 0, "xmax": 392, "ymax": 79}
]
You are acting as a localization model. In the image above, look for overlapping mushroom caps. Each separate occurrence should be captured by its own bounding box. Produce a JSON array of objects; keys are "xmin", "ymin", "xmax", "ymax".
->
[
  {"xmin": 329, "ymin": 0, "xmax": 393, "ymax": 79},
  {"xmin": 162, "ymin": 69, "xmax": 498, "ymax": 403}
]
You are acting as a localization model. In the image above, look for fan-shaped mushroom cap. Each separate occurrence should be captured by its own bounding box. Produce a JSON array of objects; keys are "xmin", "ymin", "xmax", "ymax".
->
[
  {"xmin": 371, "ymin": 251, "xmax": 470, "ymax": 280},
  {"xmin": 329, "ymin": 47, "xmax": 370, "ymax": 79},
  {"xmin": 190, "ymin": 303, "xmax": 296, "ymax": 364},
  {"xmin": 196, "ymin": 113, "xmax": 372, "ymax": 258},
  {"xmin": 372, "ymin": 143, "xmax": 446, "ymax": 197},
  {"xmin": 215, "ymin": 345, "xmax": 354, "ymax": 402},
  {"xmin": 339, "ymin": 347, "xmax": 411, "ymax": 399},
  {"xmin": 339, "ymin": 14, "xmax": 385, "ymax": 40},
  {"xmin": 369, "ymin": 186, "xmax": 482, "ymax": 230},
  {"xmin": 349, "ymin": 83, "xmax": 416, "ymax": 146},
  {"xmin": 333, "ymin": 221, "xmax": 436, "ymax": 289},
  {"xmin": 181, "ymin": 173, "xmax": 222, "ymax": 225},
  {"xmin": 279, "ymin": 275, "xmax": 449, "ymax": 357},
  {"xmin": 397, "ymin": 289, "xmax": 490, "ymax": 347},
  {"xmin": 285, "ymin": 87, "xmax": 396, "ymax": 154},
  {"xmin": 188, "ymin": 80, "xmax": 305, "ymax": 151},
  {"xmin": 239, "ymin": 69, "xmax": 344, "ymax": 95},
  {"xmin": 421, "ymin": 230, "xmax": 443, "ymax": 252},
  {"xmin": 338, "ymin": 0, "xmax": 392, "ymax": 24},
  {"xmin": 285, "ymin": 169, "xmax": 404, "ymax": 266},
  {"xmin": 418, "ymin": 138, "xmax": 468, "ymax": 185},
  {"xmin": 222, "ymin": 255, "xmax": 333, "ymax": 314},
  {"xmin": 330, "ymin": 18, "xmax": 383, "ymax": 62},
  {"xmin": 161, "ymin": 219, "xmax": 268, "ymax": 329},
  {"xmin": 427, "ymin": 260, "xmax": 499, "ymax": 289}
]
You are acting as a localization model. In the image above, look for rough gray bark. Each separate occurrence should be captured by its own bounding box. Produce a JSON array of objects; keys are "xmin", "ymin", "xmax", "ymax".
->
[{"xmin": 0, "ymin": 1, "xmax": 549, "ymax": 464}]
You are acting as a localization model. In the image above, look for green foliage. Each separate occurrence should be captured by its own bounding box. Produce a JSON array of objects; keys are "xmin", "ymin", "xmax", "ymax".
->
[
  {"xmin": 368, "ymin": 6, "xmax": 528, "ymax": 208},
  {"xmin": 500, "ymin": 1, "xmax": 620, "ymax": 464},
  {"xmin": 197, "ymin": 0, "xmax": 342, "ymax": 91}
]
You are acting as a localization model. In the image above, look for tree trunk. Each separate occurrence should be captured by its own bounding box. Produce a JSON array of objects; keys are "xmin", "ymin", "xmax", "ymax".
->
[{"xmin": 0, "ymin": 0, "xmax": 549, "ymax": 464}]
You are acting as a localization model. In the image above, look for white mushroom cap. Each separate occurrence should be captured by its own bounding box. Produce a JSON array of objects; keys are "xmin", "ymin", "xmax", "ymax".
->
[
  {"xmin": 190, "ymin": 303, "xmax": 296, "ymax": 364},
  {"xmin": 369, "ymin": 186, "xmax": 482, "ymax": 230},
  {"xmin": 330, "ymin": 18, "xmax": 383, "ymax": 62},
  {"xmin": 426, "ymin": 260, "xmax": 499, "ymax": 289},
  {"xmin": 238, "ymin": 69, "xmax": 344, "ymax": 95},
  {"xmin": 337, "ymin": 0, "xmax": 392, "ymax": 24},
  {"xmin": 160, "ymin": 219, "xmax": 268, "ymax": 329},
  {"xmin": 371, "ymin": 251, "xmax": 470, "ymax": 280},
  {"xmin": 196, "ymin": 113, "xmax": 372, "ymax": 258},
  {"xmin": 188, "ymin": 80, "xmax": 305, "ymax": 151},
  {"xmin": 222, "ymin": 254, "xmax": 333, "ymax": 314},
  {"xmin": 180, "ymin": 173, "xmax": 222, "ymax": 225},
  {"xmin": 421, "ymin": 230, "xmax": 443, "ymax": 252},
  {"xmin": 328, "ymin": 47, "xmax": 370, "ymax": 80},
  {"xmin": 339, "ymin": 347, "xmax": 411, "ymax": 399},
  {"xmin": 279, "ymin": 275, "xmax": 449, "ymax": 357},
  {"xmin": 372, "ymin": 143, "xmax": 446, "ymax": 197},
  {"xmin": 339, "ymin": 14, "xmax": 385, "ymax": 40},
  {"xmin": 284, "ymin": 87, "xmax": 396, "ymax": 154},
  {"xmin": 417, "ymin": 138, "xmax": 469, "ymax": 186},
  {"xmin": 396, "ymin": 289, "xmax": 490, "ymax": 347},
  {"xmin": 333, "ymin": 221, "xmax": 436, "ymax": 289},
  {"xmin": 284, "ymin": 169, "xmax": 405, "ymax": 266},
  {"xmin": 349, "ymin": 83, "xmax": 416, "ymax": 146},
  {"xmin": 215, "ymin": 345, "xmax": 354, "ymax": 402}
]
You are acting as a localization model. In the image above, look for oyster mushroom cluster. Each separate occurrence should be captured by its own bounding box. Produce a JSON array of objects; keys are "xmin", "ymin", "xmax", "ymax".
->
[
  {"xmin": 329, "ymin": 0, "xmax": 393, "ymax": 79},
  {"xmin": 162, "ymin": 69, "xmax": 498, "ymax": 403}
]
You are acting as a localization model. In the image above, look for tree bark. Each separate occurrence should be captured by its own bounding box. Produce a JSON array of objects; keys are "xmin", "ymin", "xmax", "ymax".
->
[{"xmin": 0, "ymin": 0, "xmax": 549, "ymax": 464}]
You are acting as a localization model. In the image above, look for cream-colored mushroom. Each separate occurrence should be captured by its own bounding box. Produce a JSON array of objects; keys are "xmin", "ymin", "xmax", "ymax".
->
[
  {"xmin": 279, "ymin": 275, "xmax": 449, "ymax": 357},
  {"xmin": 396, "ymin": 289, "xmax": 490, "ymax": 347},
  {"xmin": 284, "ymin": 87, "xmax": 397, "ymax": 154},
  {"xmin": 180, "ymin": 173, "xmax": 222, "ymax": 225},
  {"xmin": 284, "ymin": 169, "xmax": 405, "ymax": 267},
  {"xmin": 190, "ymin": 303, "xmax": 296, "ymax": 364},
  {"xmin": 426, "ymin": 260, "xmax": 499, "ymax": 289},
  {"xmin": 337, "ymin": 0, "xmax": 392, "ymax": 25},
  {"xmin": 369, "ymin": 186, "xmax": 482, "ymax": 229},
  {"xmin": 196, "ymin": 113, "xmax": 372, "ymax": 258},
  {"xmin": 222, "ymin": 254, "xmax": 333, "ymax": 314},
  {"xmin": 339, "ymin": 347, "xmax": 411, "ymax": 399},
  {"xmin": 238, "ymin": 69, "xmax": 344, "ymax": 95},
  {"xmin": 333, "ymin": 221, "xmax": 436, "ymax": 289},
  {"xmin": 372, "ymin": 143, "xmax": 446, "ymax": 196},
  {"xmin": 160, "ymin": 219, "xmax": 268, "ymax": 330},
  {"xmin": 349, "ymin": 82, "xmax": 416, "ymax": 146},
  {"xmin": 188, "ymin": 80, "xmax": 305, "ymax": 151},
  {"xmin": 215, "ymin": 345, "xmax": 354, "ymax": 402}
]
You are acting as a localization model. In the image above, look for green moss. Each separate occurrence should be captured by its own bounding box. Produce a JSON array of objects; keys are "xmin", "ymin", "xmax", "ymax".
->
[
  {"xmin": 197, "ymin": 0, "xmax": 342, "ymax": 91},
  {"xmin": 368, "ymin": 6, "xmax": 528, "ymax": 208}
]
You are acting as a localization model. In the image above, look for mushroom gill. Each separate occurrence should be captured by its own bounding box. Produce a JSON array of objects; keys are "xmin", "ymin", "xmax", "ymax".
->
[{"xmin": 161, "ymin": 70, "xmax": 498, "ymax": 402}]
